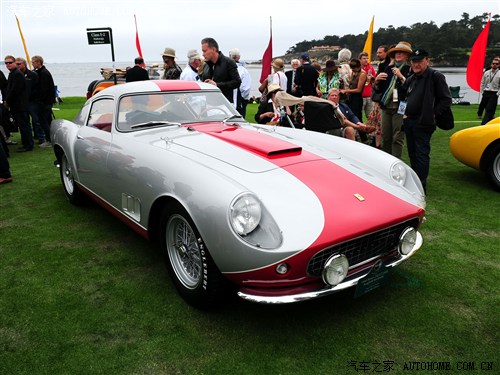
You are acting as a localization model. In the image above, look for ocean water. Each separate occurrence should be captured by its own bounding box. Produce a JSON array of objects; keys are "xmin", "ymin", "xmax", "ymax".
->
[{"xmin": 1, "ymin": 62, "xmax": 478, "ymax": 103}]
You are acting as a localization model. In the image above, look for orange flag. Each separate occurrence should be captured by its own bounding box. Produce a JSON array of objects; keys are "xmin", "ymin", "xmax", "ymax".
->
[
  {"xmin": 466, "ymin": 16, "xmax": 490, "ymax": 92},
  {"xmin": 363, "ymin": 16, "xmax": 375, "ymax": 62}
]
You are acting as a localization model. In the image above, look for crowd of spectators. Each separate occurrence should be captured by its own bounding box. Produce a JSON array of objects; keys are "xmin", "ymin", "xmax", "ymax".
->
[{"xmin": 1, "ymin": 54, "xmax": 56, "ymax": 184}]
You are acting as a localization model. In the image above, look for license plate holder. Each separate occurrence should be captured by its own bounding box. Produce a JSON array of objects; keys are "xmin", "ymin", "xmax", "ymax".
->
[{"xmin": 354, "ymin": 260, "xmax": 391, "ymax": 298}]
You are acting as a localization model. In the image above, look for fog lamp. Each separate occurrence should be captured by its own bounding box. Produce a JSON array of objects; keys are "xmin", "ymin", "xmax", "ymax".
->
[
  {"xmin": 275, "ymin": 263, "xmax": 289, "ymax": 275},
  {"xmin": 399, "ymin": 227, "xmax": 417, "ymax": 255},
  {"xmin": 322, "ymin": 254, "xmax": 349, "ymax": 286}
]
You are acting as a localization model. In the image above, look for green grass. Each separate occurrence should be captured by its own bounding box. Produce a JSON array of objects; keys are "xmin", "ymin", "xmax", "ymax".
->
[{"xmin": 0, "ymin": 99, "xmax": 498, "ymax": 374}]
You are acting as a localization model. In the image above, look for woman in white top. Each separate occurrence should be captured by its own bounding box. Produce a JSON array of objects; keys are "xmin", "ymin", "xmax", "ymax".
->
[{"xmin": 259, "ymin": 58, "xmax": 288, "ymax": 93}]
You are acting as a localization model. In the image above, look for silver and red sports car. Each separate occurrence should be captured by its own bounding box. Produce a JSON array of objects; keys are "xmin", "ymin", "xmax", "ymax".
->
[{"xmin": 51, "ymin": 80, "xmax": 426, "ymax": 308}]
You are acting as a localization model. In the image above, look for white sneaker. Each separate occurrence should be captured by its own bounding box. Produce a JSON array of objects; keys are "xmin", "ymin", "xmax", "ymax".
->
[{"xmin": 39, "ymin": 141, "xmax": 52, "ymax": 148}]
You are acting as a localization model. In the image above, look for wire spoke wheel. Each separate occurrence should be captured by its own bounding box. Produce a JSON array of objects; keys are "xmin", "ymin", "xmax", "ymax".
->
[
  {"xmin": 166, "ymin": 214, "xmax": 203, "ymax": 289},
  {"xmin": 61, "ymin": 153, "xmax": 75, "ymax": 196}
]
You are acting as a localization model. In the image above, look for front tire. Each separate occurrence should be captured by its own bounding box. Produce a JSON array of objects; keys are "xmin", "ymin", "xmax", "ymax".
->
[
  {"xmin": 160, "ymin": 204, "xmax": 231, "ymax": 308},
  {"xmin": 60, "ymin": 153, "xmax": 84, "ymax": 205},
  {"xmin": 486, "ymin": 144, "xmax": 500, "ymax": 191}
]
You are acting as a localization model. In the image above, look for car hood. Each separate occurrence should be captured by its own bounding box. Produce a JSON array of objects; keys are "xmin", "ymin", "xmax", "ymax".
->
[{"xmin": 145, "ymin": 122, "xmax": 342, "ymax": 173}]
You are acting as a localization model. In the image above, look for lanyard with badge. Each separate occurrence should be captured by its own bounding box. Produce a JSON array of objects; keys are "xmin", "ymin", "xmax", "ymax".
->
[
  {"xmin": 397, "ymin": 78, "xmax": 414, "ymax": 115},
  {"xmin": 485, "ymin": 69, "xmax": 498, "ymax": 91}
]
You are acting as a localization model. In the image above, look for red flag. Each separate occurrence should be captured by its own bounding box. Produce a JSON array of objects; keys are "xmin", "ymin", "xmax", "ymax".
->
[
  {"xmin": 134, "ymin": 15, "xmax": 143, "ymax": 59},
  {"xmin": 260, "ymin": 17, "xmax": 273, "ymax": 84},
  {"xmin": 466, "ymin": 17, "xmax": 490, "ymax": 92}
]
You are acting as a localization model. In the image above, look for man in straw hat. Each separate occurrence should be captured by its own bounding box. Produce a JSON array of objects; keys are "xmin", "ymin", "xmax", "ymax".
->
[
  {"xmin": 161, "ymin": 47, "xmax": 182, "ymax": 80},
  {"xmin": 373, "ymin": 41, "xmax": 413, "ymax": 159},
  {"xmin": 254, "ymin": 83, "xmax": 285, "ymax": 124}
]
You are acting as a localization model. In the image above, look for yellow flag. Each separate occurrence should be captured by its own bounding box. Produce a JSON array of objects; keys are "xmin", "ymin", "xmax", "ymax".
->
[
  {"xmin": 15, "ymin": 15, "xmax": 32, "ymax": 70},
  {"xmin": 362, "ymin": 16, "xmax": 375, "ymax": 62}
]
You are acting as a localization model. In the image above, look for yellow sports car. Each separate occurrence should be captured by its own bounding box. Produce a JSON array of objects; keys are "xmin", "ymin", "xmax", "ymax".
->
[{"xmin": 450, "ymin": 117, "xmax": 500, "ymax": 191}]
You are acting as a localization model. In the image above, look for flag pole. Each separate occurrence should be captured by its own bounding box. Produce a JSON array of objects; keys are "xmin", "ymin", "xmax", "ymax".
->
[{"xmin": 15, "ymin": 15, "xmax": 32, "ymax": 69}]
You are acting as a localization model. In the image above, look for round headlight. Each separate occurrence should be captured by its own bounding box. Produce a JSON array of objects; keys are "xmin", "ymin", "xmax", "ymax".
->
[
  {"xmin": 391, "ymin": 162, "xmax": 407, "ymax": 185},
  {"xmin": 399, "ymin": 227, "xmax": 417, "ymax": 255},
  {"xmin": 230, "ymin": 194, "xmax": 262, "ymax": 236},
  {"xmin": 322, "ymin": 254, "xmax": 349, "ymax": 286}
]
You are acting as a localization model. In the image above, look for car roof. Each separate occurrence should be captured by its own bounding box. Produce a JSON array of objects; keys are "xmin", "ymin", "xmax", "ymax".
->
[{"xmin": 93, "ymin": 80, "xmax": 218, "ymax": 97}]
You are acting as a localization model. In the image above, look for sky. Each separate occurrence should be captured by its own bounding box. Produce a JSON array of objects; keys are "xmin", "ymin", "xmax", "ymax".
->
[{"xmin": 0, "ymin": 0, "xmax": 498, "ymax": 64}]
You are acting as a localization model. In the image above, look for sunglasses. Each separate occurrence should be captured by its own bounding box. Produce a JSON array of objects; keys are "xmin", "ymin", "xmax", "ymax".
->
[{"xmin": 4, "ymin": 61, "xmax": 14, "ymax": 65}]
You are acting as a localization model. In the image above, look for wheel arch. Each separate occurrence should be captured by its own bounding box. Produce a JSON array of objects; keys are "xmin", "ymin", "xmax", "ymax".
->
[
  {"xmin": 53, "ymin": 143, "xmax": 64, "ymax": 162},
  {"xmin": 147, "ymin": 196, "xmax": 186, "ymax": 244},
  {"xmin": 479, "ymin": 139, "xmax": 500, "ymax": 172}
]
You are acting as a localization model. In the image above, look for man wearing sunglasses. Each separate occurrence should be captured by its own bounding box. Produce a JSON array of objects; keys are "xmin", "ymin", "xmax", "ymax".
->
[
  {"xmin": 4, "ymin": 55, "xmax": 33, "ymax": 152},
  {"xmin": 479, "ymin": 57, "xmax": 500, "ymax": 125}
]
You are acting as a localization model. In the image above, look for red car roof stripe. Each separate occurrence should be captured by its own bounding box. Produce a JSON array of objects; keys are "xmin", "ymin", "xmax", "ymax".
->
[{"xmin": 152, "ymin": 80, "xmax": 201, "ymax": 91}]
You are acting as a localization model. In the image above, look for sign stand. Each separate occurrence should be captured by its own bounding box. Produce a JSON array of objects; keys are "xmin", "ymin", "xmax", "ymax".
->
[{"xmin": 86, "ymin": 27, "xmax": 116, "ymax": 85}]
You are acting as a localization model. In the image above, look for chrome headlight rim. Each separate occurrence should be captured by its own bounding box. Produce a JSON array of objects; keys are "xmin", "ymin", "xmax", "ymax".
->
[
  {"xmin": 398, "ymin": 227, "xmax": 418, "ymax": 256},
  {"xmin": 390, "ymin": 161, "xmax": 426, "ymax": 205},
  {"xmin": 322, "ymin": 254, "xmax": 349, "ymax": 286},
  {"xmin": 228, "ymin": 192, "xmax": 283, "ymax": 249},
  {"xmin": 229, "ymin": 193, "xmax": 262, "ymax": 236},
  {"xmin": 390, "ymin": 161, "xmax": 407, "ymax": 186}
]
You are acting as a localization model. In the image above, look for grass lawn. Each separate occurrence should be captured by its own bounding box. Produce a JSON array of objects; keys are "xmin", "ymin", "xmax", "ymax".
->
[{"xmin": 0, "ymin": 98, "xmax": 498, "ymax": 374}]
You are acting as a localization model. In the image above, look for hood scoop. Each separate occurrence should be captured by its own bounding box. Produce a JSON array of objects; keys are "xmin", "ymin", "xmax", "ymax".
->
[{"xmin": 192, "ymin": 123, "xmax": 302, "ymax": 159}]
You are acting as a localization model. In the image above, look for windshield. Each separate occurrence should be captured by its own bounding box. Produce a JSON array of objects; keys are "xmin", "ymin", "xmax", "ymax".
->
[{"xmin": 117, "ymin": 91, "xmax": 242, "ymax": 132}]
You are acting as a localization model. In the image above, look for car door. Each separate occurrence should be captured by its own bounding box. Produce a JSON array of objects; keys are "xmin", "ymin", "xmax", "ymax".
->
[{"xmin": 74, "ymin": 97, "xmax": 114, "ymax": 197}]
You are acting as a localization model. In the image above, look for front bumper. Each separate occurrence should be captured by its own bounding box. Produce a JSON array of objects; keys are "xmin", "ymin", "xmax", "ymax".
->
[{"xmin": 237, "ymin": 231, "xmax": 423, "ymax": 304}]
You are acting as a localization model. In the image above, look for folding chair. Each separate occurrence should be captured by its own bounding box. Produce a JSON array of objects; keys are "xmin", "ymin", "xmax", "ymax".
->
[{"xmin": 449, "ymin": 86, "xmax": 465, "ymax": 104}]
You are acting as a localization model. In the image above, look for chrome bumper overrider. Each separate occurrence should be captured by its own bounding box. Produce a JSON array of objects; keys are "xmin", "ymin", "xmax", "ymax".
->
[{"xmin": 237, "ymin": 231, "xmax": 423, "ymax": 304}]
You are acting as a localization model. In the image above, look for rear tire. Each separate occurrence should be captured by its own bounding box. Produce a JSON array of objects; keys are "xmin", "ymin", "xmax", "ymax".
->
[
  {"xmin": 160, "ymin": 204, "xmax": 232, "ymax": 308},
  {"xmin": 486, "ymin": 144, "xmax": 500, "ymax": 191},
  {"xmin": 60, "ymin": 153, "xmax": 84, "ymax": 205}
]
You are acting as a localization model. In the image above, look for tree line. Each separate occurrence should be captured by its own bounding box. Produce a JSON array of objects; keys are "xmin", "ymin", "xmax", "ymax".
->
[{"xmin": 286, "ymin": 13, "xmax": 500, "ymax": 66}]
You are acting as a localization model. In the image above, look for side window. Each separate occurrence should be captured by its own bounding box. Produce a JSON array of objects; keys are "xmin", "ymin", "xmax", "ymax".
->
[
  {"xmin": 74, "ymin": 102, "xmax": 90, "ymax": 125},
  {"xmin": 87, "ymin": 98, "xmax": 114, "ymax": 132}
]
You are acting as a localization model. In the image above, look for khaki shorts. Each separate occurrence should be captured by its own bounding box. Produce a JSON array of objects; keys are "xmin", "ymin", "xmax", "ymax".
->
[{"xmin": 326, "ymin": 128, "xmax": 346, "ymax": 137}]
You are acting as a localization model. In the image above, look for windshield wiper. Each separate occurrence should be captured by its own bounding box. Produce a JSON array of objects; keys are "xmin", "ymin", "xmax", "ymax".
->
[
  {"xmin": 222, "ymin": 114, "xmax": 243, "ymax": 124},
  {"xmin": 130, "ymin": 121, "xmax": 181, "ymax": 129}
]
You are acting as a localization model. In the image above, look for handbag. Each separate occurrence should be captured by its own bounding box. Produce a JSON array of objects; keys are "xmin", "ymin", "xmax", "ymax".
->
[
  {"xmin": 431, "ymin": 70, "xmax": 454, "ymax": 130},
  {"xmin": 370, "ymin": 83, "xmax": 382, "ymax": 102},
  {"xmin": 435, "ymin": 107, "xmax": 454, "ymax": 130}
]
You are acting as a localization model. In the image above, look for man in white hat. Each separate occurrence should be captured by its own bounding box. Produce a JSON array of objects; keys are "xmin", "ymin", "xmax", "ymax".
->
[
  {"xmin": 229, "ymin": 48, "xmax": 251, "ymax": 118},
  {"xmin": 161, "ymin": 47, "xmax": 182, "ymax": 80},
  {"xmin": 180, "ymin": 49, "xmax": 202, "ymax": 81}
]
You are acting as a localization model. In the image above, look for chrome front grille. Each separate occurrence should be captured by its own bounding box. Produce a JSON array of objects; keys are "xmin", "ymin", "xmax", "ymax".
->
[{"xmin": 307, "ymin": 218, "xmax": 420, "ymax": 277}]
